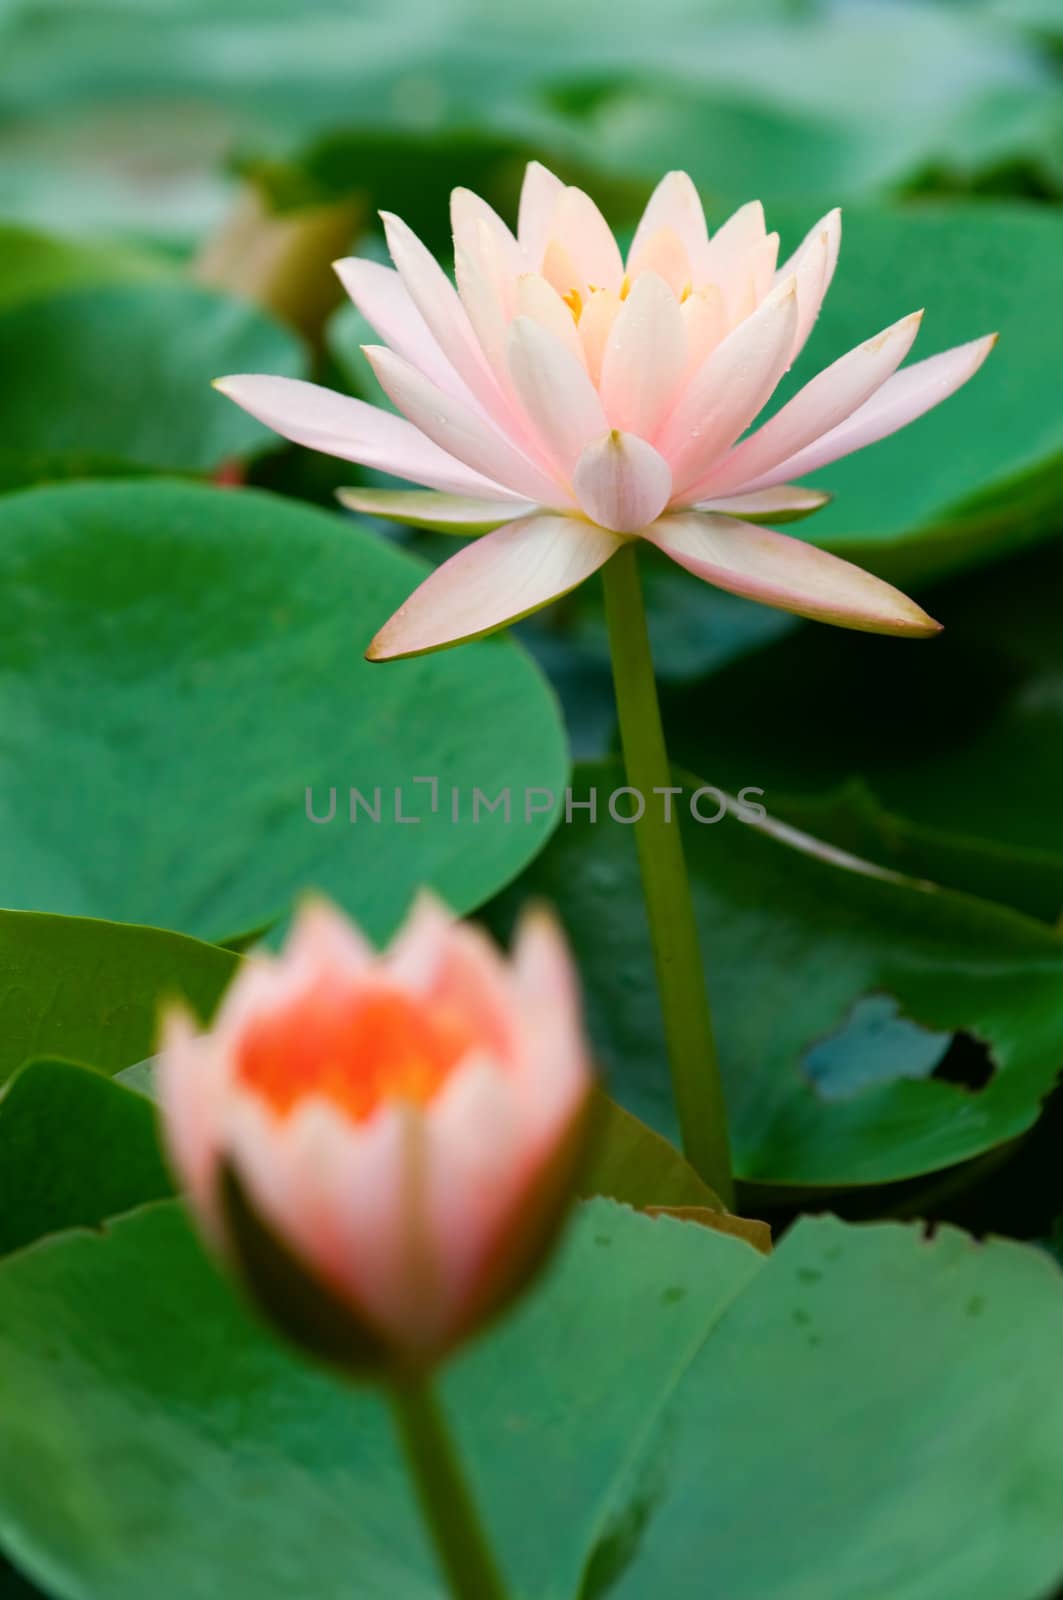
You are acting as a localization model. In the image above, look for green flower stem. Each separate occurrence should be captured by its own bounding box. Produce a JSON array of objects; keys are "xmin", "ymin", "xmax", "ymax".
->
[
  {"xmin": 390, "ymin": 1375, "xmax": 509, "ymax": 1600},
  {"xmin": 600, "ymin": 541, "xmax": 736, "ymax": 1208}
]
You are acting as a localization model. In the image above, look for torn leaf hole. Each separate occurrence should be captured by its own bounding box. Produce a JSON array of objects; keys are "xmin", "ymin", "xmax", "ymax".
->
[
  {"xmin": 929, "ymin": 1029, "xmax": 996, "ymax": 1092},
  {"xmin": 802, "ymin": 994, "xmax": 996, "ymax": 1100}
]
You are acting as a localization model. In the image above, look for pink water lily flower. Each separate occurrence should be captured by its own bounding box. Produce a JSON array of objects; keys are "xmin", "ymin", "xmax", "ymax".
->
[
  {"xmin": 216, "ymin": 164, "xmax": 996, "ymax": 659},
  {"xmin": 158, "ymin": 894, "xmax": 590, "ymax": 1373}
]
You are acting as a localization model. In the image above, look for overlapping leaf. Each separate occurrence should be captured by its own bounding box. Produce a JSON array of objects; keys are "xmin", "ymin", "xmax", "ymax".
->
[
  {"xmin": 488, "ymin": 761, "xmax": 1063, "ymax": 1186},
  {"xmin": 0, "ymin": 1199, "xmax": 1060, "ymax": 1598}
]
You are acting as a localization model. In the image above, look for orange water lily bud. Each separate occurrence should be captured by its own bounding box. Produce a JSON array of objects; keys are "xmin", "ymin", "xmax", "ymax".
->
[{"xmin": 158, "ymin": 894, "xmax": 591, "ymax": 1374}]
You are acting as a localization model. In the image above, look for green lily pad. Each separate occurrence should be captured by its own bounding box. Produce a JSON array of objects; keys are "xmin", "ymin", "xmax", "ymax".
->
[
  {"xmin": 0, "ymin": 480, "xmax": 568, "ymax": 944},
  {"xmin": 0, "ymin": 910, "xmax": 237, "ymax": 1091},
  {"xmin": 0, "ymin": 1060, "xmax": 173, "ymax": 1258},
  {"xmin": 662, "ymin": 533, "xmax": 1063, "ymax": 923},
  {"xmin": 0, "ymin": 282, "xmax": 306, "ymax": 480},
  {"xmin": 0, "ymin": 222, "xmax": 166, "ymax": 314},
  {"xmin": 780, "ymin": 781, "xmax": 1063, "ymax": 928},
  {"xmin": 487, "ymin": 761, "xmax": 1063, "ymax": 1187},
  {"xmin": 0, "ymin": 1198, "xmax": 1060, "ymax": 1599}
]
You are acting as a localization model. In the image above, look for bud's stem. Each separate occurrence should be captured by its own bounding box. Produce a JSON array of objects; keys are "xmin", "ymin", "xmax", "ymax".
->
[
  {"xmin": 600, "ymin": 541, "xmax": 736, "ymax": 1207},
  {"xmin": 390, "ymin": 1376, "xmax": 509, "ymax": 1600}
]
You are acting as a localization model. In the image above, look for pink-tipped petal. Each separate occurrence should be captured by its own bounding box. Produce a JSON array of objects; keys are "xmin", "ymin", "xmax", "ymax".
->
[
  {"xmin": 694, "ymin": 484, "xmax": 830, "ymax": 523},
  {"xmin": 364, "ymin": 344, "xmax": 564, "ymax": 505},
  {"xmin": 573, "ymin": 431, "xmax": 672, "ymax": 533},
  {"xmin": 157, "ymin": 1005, "xmax": 227, "ymax": 1234},
  {"xmin": 451, "ymin": 187, "xmax": 524, "ymax": 275},
  {"xmin": 453, "ymin": 224, "xmax": 521, "ymax": 398},
  {"xmin": 738, "ymin": 333, "xmax": 999, "ymax": 491},
  {"xmin": 657, "ymin": 278, "xmax": 799, "ymax": 497},
  {"xmin": 700, "ymin": 199, "xmax": 766, "ymax": 309},
  {"xmin": 231, "ymin": 1091, "xmax": 422, "ymax": 1351},
  {"xmin": 511, "ymin": 907, "xmax": 589, "ymax": 1135},
  {"xmin": 337, "ymin": 487, "xmax": 535, "ymax": 533},
  {"xmin": 381, "ymin": 210, "xmax": 505, "ymax": 417},
  {"xmin": 384, "ymin": 888, "xmax": 461, "ymax": 991},
  {"xmin": 213, "ymin": 374, "xmax": 511, "ymax": 497},
  {"xmin": 776, "ymin": 208, "xmax": 841, "ymax": 361},
  {"xmin": 284, "ymin": 896, "xmax": 376, "ymax": 979},
  {"xmin": 421, "ymin": 1057, "xmax": 524, "ymax": 1338},
  {"xmin": 506, "ymin": 316, "xmax": 608, "ymax": 475},
  {"xmin": 699, "ymin": 309, "xmax": 925, "ymax": 498},
  {"xmin": 550, "ymin": 187, "xmax": 625, "ymax": 292},
  {"xmin": 628, "ymin": 171, "xmax": 709, "ymax": 279},
  {"xmin": 599, "ymin": 272, "xmax": 687, "ymax": 439},
  {"xmin": 366, "ymin": 513, "xmax": 621, "ymax": 659},
  {"xmin": 517, "ymin": 160, "xmax": 566, "ymax": 266},
  {"xmin": 645, "ymin": 512, "xmax": 942, "ymax": 636},
  {"xmin": 332, "ymin": 257, "xmax": 481, "ymax": 409}
]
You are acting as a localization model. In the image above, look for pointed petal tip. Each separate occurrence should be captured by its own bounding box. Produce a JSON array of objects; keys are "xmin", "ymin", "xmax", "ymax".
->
[{"xmin": 364, "ymin": 633, "xmax": 392, "ymax": 663}]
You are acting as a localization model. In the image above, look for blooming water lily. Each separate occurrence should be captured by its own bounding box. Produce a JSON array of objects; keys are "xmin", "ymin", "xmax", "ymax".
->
[{"xmin": 216, "ymin": 163, "xmax": 994, "ymax": 659}]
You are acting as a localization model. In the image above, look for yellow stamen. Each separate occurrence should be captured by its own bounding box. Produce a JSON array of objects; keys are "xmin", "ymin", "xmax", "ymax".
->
[{"xmin": 562, "ymin": 286, "xmax": 583, "ymax": 323}]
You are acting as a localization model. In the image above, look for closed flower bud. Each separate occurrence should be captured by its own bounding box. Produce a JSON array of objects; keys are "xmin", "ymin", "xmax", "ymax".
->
[{"xmin": 158, "ymin": 893, "xmax": 591, "ymax": 1375}]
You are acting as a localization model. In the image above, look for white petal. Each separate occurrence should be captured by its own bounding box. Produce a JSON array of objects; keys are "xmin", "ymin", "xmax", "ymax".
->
[
  {"xmin": 365, "ymin": 344, "xmax": 565, "ymax": 505},
  {"xmin": 628, "ymin": 171, "xmax": 709, "ymax": 279},
  {"xmin": 506, "ymin": 315, "xmax": 608, "ymax": 475},
  {"xmin": 337, "ymin": 487, "xmax": 534, "ymax": 533},
  {"xmin": 366, "ymin": 513, "xmax": 621, "ymax": 659},
  {"xmin": 517, "ymin": 160, "xmax": 566, "ymax": 265},
  {"xmin": 332, "ymin": 257, "xmax": 482, "ymax": 410},
  {"xmin": 381, "ymin": 209, "xmax": 507, "ymax": 418},
  {"xmin": 645, "ymin": 512, "xmax": 942, "ymax": 636},
  {"xmin": 656, "ymin": 278, "xmax": 799, "ymax": 497},
  {"xmin": 453, "ymin": 224, "xmax": 520, "ymax": 397},
  {"xmin": 213, "ymin": 374, "xmax": 511, "ymax": 497},
  {"xmin": 737, "ymin": 333, "xmax": 998, "ymax": 491},
  {"xmin": 775, "ymin": 208, "xmax": 841, "ymax": 361},
  {"xmin": 599, "ymin": 272, "xmax": 687, "ymax": 439},
  {"xmin": 700, "ymin": 199, "xmax": 766, "ymax": 308},
  {"xmin": 515, "ymin": 273, "xmax": 587, "ymax": 367},
  {"xmin": 451, "ymin": 187, "xmax": 524, "ymax": 275},
  {"xmin": 550, "ymin": 187, "xmax": 624, "ymax": 291},
  {"xmin": 573, "ymin": 431, "xmax": 672, "ymax": 533},
  {"xmin": 700, "ymin": 309, "xmax": 924, "ymax": 498}
]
